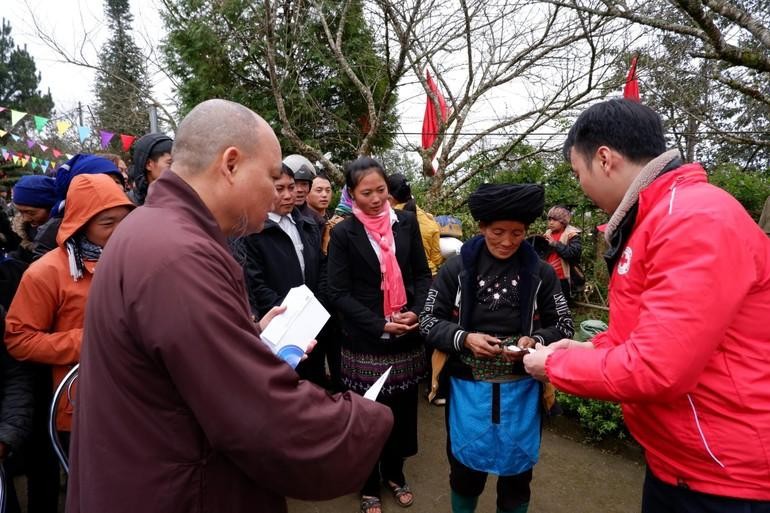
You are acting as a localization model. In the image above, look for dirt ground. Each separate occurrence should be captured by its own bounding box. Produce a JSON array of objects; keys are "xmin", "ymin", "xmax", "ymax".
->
[
  {"xmin": 13, "ymin": 386, "xmax": 645, "ymax": 513},
  {"xmin": 288, "ymin": 391, "xmax": 646, "ymax": 513}
]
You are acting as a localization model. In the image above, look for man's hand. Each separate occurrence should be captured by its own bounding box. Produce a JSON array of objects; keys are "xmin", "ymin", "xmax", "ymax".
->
[
  {"xmin": 464, "ymin": 333, "xmax": 503, "ymax": 359},
  {"xmin": 548, "ymin": 338, "xmax": 595, "ymax": 351},
  {"xmin": 523, "ymin": 343, "xmax": 557, "ymax": 382},
  {"xmin": 258, "ymin": 306, "xmax": 287, "ymax": 332},
  {"xmin": 300, "ymin": 340, "xmax": 317, "ymax": 362}
]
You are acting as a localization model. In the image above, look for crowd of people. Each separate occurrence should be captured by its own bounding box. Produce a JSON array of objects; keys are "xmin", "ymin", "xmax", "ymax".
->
[{"xmin": 0, "ymin": 98, "xmax": 767, "ymax": 513}]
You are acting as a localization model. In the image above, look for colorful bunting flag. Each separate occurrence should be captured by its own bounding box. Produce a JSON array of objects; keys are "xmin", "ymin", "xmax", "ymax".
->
[
  {"xmin": 0, "ymin": 129, "xmax": 6, "ymax": 139},
  {"xmin": 56, "ymin": 120, "xmax": 73, "ymax": 137},
  {"xmin": 27, "ymin": 140, "xmax": 36, "ymax": 149},
  {"xmin": 34, "ymin": 115, "xmax": 49, "ymax": 133},
  {"xmin": 120, "ymin": 134, "xmax": 136, "ymax": 152},
  {"xmin": 52, "ymin": 149, "xmax": 63, "ymax": 158},
  {"xmin": 39, "ymin": 144, "xmax": 48, "ymax": 152},
  {"xmin": 78, "ymin": 126, "xmax": 91, "ymax": 143},
  {"xmin": 1, "ymin": 148, "xmax": 8, "ymax": 160},
  {"xmin": 11, "ymin": 134, "xmax": 20, "ymax": 142},
  {"xmin": 100, "ymin": 130, "xmax": 114, "ymax": 149},
  {"xmin": 10, "ymin": 110, "xmax": 26, "ymax": 127}
]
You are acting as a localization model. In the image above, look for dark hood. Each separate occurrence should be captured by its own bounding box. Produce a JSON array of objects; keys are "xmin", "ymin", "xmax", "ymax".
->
[{"xmin": 129, "ymin": 133, "xmax": 173, "ymax": 205}]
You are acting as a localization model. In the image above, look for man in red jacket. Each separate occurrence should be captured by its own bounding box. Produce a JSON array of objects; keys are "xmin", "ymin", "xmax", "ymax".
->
[{"xmin": 524, "ymin": 99, "xmax": 770, "ymax": 512}]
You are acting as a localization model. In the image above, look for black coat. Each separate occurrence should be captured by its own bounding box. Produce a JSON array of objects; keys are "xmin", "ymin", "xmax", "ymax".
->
[
  {"xmin": 420, "ymin": 235, "xmax": 575, "ymax": 380},
  {"xmin": 235, "ymin": 209, "xmax": 324, "ymax": 317},
  {"xmin": 0, "ymin": 258, "xmax": 34, "ymax": 455},
  {"xmin": 327, "ymin": 210, "xmax": 432, "ymax": 354}
]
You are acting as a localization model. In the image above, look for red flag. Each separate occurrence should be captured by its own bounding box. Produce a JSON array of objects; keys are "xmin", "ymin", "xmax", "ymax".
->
[
  {"xmin": 623, "ymin": 55, "xmax": 640, "ymax": 102},
  {"xmin": 421, "ymin": 70, "xmax": 448, "ymax": 151},
  {"xmin": 120, "ymin": 134, "xmax": 137, "ymax": 152}
]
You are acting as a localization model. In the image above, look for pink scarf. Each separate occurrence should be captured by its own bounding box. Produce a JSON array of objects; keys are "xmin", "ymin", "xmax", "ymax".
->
[{"xmin": 352, "ymin": 203, "xmax": 407, "ymax": 317}]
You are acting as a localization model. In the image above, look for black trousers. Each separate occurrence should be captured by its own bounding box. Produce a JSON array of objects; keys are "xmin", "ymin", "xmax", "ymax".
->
[
  {"xmin": 25, "ymin": 365, "xmax": 61, "ymax": 513},
  {"xmin": 642, "ymin": 468, "xmax": 770, "ymax": 513},
  {"xmin": 447, "ymin": 444, "xmax": 532, "ymax": 511},
  {"xmin": 361, "ymin": 387, "xmax": 418, "ymax": 497}
]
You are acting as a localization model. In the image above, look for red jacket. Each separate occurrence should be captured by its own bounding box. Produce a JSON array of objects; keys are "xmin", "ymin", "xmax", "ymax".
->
[{"xmin": 547, "ymin": 163, "xmax": 770, "ymax": 500}]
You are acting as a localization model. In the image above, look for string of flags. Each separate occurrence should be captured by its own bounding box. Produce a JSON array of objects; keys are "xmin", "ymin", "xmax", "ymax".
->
[{"xmin": 0, "ymin": 105, "xmax": 139, "ymax": 173}]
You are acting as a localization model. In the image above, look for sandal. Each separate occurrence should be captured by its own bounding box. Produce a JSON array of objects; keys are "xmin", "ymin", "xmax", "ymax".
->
[
  {"xmin": 360, "ymin": 495, "xmax": 382, "ymax": 513},
  {"xmin": 387, "ymin": 481, "xmax": 414, "ymax": 508}
]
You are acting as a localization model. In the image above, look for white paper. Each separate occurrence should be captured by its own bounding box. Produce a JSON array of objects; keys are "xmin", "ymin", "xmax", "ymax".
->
[
  {"xmin": 261, "ymin": 285, "xmax": 330, "ymax": 354},
  {"xmin": 504, "ymin": 345, "xmax": 535, "ymax": 353},
  {"xmin": 363, "ymin": 366, "xmax": 392, "ymax": 401}
]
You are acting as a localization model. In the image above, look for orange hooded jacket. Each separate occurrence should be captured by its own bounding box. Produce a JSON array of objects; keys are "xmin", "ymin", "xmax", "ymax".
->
[{"xmin": 5, "ymin": 173, "xmax": 134, "ymax": 431}]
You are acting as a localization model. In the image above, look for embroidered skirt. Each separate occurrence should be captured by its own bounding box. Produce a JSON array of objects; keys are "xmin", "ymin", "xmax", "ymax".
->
[{"xmin": 340, "ymin": 346, "xmax": 426, "ymax": 397}]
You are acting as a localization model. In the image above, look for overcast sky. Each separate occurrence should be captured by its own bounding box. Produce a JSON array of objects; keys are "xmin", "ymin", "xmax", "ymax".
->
[
  {"xmin": 3, "ymin": 0, "xmax": 579, "ymax": 155},
  {"xmin": 4, "ymin": 0, "xmax": 170, "ymax": 115}
]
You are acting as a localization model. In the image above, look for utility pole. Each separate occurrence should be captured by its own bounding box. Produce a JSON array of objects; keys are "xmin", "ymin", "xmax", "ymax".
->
[
  {"xmin": 149, "ymin": 104, "xmax": 159, "ymax": 133},
  {"xmin": 77, "ymin": 102, "xmax": 83, "ymax": 127}
]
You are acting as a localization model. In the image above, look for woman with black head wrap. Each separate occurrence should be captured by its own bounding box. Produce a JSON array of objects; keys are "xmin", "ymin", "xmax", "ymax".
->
[{"xmin": 419, "ymin": 183, "xmax": 574, "ymax": 513}]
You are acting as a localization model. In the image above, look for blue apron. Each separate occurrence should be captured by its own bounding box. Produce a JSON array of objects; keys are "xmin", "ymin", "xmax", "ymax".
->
[{"xmin": 448, "ymin": 376, "xmax": 541, "ymax": 475}]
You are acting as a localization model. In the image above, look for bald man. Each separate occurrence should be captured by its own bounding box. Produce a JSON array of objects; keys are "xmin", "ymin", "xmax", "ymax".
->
[{"xmin": 66, "ymin": 100, "xmax": 394, "ymax": 513}]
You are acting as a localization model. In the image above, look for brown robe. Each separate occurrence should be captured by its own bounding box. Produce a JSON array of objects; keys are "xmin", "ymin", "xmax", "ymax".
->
[{"xmin": 66, "ymin": 171, "xmax": 393, "ymax": 513}]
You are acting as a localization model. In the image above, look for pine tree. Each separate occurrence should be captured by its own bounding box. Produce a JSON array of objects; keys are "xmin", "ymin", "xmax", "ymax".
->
[
  {"xmin": 163, "ymin": 0, "xmax": 399, "ymax": 165},
  {"xmin": 0, "ymin": 18, "xmax": 54, "ymax": 114},
  {"xmin": 0, "ymin": 18, "xmax": 55, "ymax": 182},
  {"xmin": 94, "ymin": 0, "xmax": 150, "ymax": 138}
]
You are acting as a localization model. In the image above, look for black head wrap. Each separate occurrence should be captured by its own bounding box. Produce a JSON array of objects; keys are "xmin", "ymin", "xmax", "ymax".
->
[{"xmin": 468, "ymin": 183, "xmax": 544, "ymax": 225}]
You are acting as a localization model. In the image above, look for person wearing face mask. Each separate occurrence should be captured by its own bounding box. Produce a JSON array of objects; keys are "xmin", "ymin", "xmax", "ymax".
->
[
  {"xmin": 419, "ymin": 183, "xmax": 574, "ymax": 513},
  {"xmin": 5, "ymin": 174, "xmax": 135, "ymax": 451},
  {"xmin": 327, "ymin": 157, "xmax": 432, "ymax": 513}
]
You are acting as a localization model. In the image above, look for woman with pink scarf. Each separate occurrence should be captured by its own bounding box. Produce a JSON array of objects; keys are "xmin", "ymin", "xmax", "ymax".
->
[{"xmin": 327, "ymin": 157, "xmax": 432, "ymax": 513}]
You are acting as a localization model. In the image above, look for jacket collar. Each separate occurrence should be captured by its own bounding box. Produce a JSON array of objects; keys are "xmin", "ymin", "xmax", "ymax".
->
[
  {"xmin": 145, "ymin": 171, "xmax": 230, "ymax": 251},
  {"xmin": 603, "ymin": 153, "xmax": 707, "ymax": 274},
  {"xmin": 605, "ymin": 149, "xmax": 681, "ymax": 244}
]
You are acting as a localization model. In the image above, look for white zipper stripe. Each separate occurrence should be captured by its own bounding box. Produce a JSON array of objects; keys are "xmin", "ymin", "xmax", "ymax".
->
[
  {"xmin": 668, "ymin": 185, "xmax": 677, "ymax": 215},
  {"xmin": 687, "ymin": 393, "xmax": 725, "ymax": 468}
]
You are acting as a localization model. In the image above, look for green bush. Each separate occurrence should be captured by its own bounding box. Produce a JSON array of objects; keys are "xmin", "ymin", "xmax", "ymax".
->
[
  {"xmin": 709, "ymin": 164, "xmax": 770, "ymax": 220},
  {"xmin": 557, "ymin": 391, "xmax": 627, "ymax": 443}
]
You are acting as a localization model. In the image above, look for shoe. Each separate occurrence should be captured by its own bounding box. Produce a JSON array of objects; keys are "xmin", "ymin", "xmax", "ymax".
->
[
  {"xmin": 360, "ymin": 495, "xmax": 382, "ymax": 513},
  {"xmin": 386, "ymin": 481, "xmax": 414, "ymax": 508}
]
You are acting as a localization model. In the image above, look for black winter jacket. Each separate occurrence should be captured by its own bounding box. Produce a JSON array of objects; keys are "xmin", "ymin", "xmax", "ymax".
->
[
  {"xmin": 419, "ymin": 235, "xmax": 574, "ymax": 379},
  {"xmin": 0, "ymin": 256, "xmax": 35, "ymax": 455},
  {"xmin": 235, "ymin": 208, "xmax": 325, "ymax": 317}
]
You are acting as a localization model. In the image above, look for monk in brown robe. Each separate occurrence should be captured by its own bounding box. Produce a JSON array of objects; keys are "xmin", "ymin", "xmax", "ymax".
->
[{"xmin": 66, "ymin": 99, "xmax": 393, "ymax": 513}]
